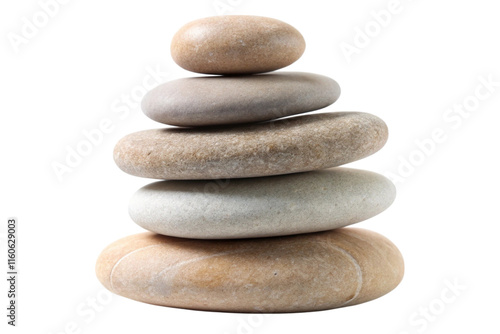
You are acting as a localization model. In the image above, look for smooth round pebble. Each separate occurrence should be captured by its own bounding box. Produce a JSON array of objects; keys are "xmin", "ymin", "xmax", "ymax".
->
[
  {"xmin": 113, "ymin": 112, "xmax": 388, "ymax": 180},
  {"xmin": 142, "ymin": 72, "xmax": 340, "ymax": 127},
  {"xmin": 129, "ymin": 168, "xmax": 396, "ymax": 239},
  {"xmin": 171, "ymin": 16, "xmax": 305, "ymax": 74},
  {"xmin": 95, "ymin": 228, "xmax": 404, "ymax": 313}
]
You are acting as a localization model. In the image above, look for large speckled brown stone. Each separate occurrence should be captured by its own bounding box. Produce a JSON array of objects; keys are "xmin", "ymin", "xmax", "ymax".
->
[
  {"xmin": 141, "ymin": 72, "xmax": 340, "ymax": 127},
  {"xmin": 113, "ymin": 112, "xmax": 388, "ymax": 180},
  {"xmin": 171, "ymin": 16, "xmax": 306, "ymax": 74},
  {"xmin": 95, "ymin": 228, "xmax": 404, "ymax": 313}
]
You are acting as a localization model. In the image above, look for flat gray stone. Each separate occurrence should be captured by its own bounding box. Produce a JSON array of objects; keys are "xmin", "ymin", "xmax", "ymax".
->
[
  {"xmin": 142, "ymin": 72, "xmax": 340, "ymax": 127},
  {"xmin": 129, "ymin": 168, "xmax": 396, "ymax": 239},
  {"xmin": 113, "ymin": 112, "xmax": 388, "ymax": 180}
]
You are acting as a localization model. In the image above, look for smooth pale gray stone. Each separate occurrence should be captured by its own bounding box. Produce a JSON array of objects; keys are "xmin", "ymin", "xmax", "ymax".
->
[
  {"xmin": 128, "ymin": 168, "xmax": 396, "ymax": 239},
  {"xmin": 141, "ymin": 72, "xmax": 341, "ymax": 127}
]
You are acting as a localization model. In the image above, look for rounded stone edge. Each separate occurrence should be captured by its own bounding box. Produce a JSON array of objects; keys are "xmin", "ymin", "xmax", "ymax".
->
[
  {"xmin": 95, "ymin": 233, "xmax": 161, "ymax": 292},
  {"xmin": 338, "ymin": 228, "xmax": 405, "ymax": 307}
]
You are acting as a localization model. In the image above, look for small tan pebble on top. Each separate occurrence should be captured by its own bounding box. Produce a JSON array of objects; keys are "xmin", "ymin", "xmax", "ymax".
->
[{"xmin": 171, "ymin": 15, "xmax": 306, "ymax": 74}]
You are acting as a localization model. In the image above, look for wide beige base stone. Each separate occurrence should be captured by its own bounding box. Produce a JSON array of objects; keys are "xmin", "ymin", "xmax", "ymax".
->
[{"xmin": 96, "ymin": 228, "xmax": 404, "ymax": 313}]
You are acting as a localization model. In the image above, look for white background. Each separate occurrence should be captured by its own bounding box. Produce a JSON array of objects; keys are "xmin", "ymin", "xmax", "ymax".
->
[{"xmin": 1, "ymin": 0, "xmax": 499, "ymax": 333}]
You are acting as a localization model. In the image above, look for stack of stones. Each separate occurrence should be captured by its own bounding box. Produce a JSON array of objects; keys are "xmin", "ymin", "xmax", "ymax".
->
[{"xmin": 96, "ymin": 16, "xmax": 404, "ymax": 313}]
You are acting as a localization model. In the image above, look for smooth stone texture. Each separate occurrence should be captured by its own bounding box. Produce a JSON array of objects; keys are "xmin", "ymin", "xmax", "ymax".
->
[
  {"xmin": 96, "ymin": 228, "xmax": 404, "ymax": 313},
  {"xmin": 129, "ymin": 168, "xmax": 396, "ymax": 239},
  {"xmin": 171, "ymin": 16, "xmax": 305, "ymax": 74},
  {"xmin": 113, "ymin": 112, "xmax": 388, "ymax": 180},
  {"xmin": 142, "ymin": 72, "xmax": 340, "ymax": 127}
]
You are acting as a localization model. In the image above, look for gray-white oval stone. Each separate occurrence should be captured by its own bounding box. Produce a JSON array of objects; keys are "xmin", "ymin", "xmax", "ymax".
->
[
  {"xmin": 129, "ymin": 168, "xmax": 396, "ymax": 239},
  {"xmin": 141, "ymin": 72, "xmax": 340, "ymax": 126}
]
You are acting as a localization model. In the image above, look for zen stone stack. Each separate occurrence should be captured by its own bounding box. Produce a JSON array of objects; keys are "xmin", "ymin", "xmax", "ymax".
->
[{"xmin": 96, "ymin": 15, "xmax": 404, "ymax": 313}]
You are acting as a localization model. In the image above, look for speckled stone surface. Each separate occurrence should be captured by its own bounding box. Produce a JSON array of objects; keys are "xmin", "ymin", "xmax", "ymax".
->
[
  {"xmin": 128, "ymin": 168, "xmax": 396, "ymax": 239},
  {"xmin": 95, "ymin": 228, "xmax": 404, "ymax": 313},
  {"xmin": 142, "ymin": 72, "xmax": 340, "ymax": 127},
  {"xmin": 171, "ymin": 16, "xmax": 305, "ymax": 74},
  {"xmin": 113, "ymin": 112, "xmax": 388, "ymax": 180}
]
